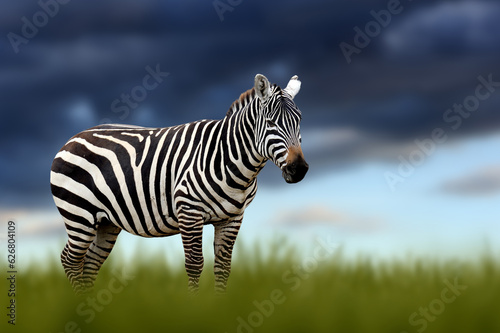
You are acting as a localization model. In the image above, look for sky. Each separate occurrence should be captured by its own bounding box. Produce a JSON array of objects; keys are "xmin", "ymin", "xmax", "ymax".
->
[{"xmin": 1, "ymin": 0, "xmax": 500, "ymax": 265}]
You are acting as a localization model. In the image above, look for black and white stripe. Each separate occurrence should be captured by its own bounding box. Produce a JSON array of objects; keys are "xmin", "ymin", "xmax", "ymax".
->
[{"xmin": 50, "ymin": 74, "xmax": 308, "ymax": 294}]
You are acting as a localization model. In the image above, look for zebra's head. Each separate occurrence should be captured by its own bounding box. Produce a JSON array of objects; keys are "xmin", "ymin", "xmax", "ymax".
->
[{"xmin": 254, "ymin": 74, "xmax": 309, "ymax": 184}]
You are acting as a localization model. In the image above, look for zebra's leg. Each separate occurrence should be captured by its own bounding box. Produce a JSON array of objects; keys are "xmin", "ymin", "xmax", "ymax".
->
[
  {"xmin": 60, "ymin": 217, "xmax": 97, "ymax": 295},
  {"xmin": 81, "ymin": 217, "xmax": 122, "ymax": 292},
  {"xmin": 213, "ymin": 218, "xmax": 242, "ymax": 293},
  {"xmin": 178, "ymin": 209, "xmax": 205, "ymax": 293}
]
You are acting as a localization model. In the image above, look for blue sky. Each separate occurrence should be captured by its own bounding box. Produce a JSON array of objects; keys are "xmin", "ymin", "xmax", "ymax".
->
[{"xmin": 1, "ymin": 0, "xmax": 500, "ymax": 266}]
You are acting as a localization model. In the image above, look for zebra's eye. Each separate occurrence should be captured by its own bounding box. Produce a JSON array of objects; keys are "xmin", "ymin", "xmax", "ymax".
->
[{"xmin": 266, "ymin": 119, "xmax": 276, "ymax": 128}]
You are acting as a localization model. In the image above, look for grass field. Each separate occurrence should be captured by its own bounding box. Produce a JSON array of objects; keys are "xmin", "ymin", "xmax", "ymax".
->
[{"xmin": 4, "ymin": 241, "xmax": 500, "ymax": 333}]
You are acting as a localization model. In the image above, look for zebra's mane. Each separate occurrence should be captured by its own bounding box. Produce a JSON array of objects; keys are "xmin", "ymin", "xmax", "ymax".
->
[
  {"xmin": 226, "ymin": 84, "xmax": 281, "ymax": 117},
  {"xmin": 226, "ymin": 88, "xmax": 255, "ymax": 117}
]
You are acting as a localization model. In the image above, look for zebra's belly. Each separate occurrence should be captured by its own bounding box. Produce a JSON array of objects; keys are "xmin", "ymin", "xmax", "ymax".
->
[{"xmin": 110, "ymin": 211, "xmax": 181, "ymax": 238}]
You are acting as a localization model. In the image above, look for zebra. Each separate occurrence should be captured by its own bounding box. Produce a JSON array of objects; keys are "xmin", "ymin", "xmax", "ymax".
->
[{"xmin": 50, "ymin": 74, "xmax": 309, "ymax": 294}]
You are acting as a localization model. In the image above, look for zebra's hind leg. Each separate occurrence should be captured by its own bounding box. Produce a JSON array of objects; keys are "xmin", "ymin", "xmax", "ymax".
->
[
  {"xmin": 60, "ymin": 217, "xmax": 97, "ymax": 295},
  {"xmin": 81, "ymin": 217, "xmax": 122, "ymax": 292},
  {"xmin": 213, "ymin": 219, "xmax": 242, "ymax": 293}
]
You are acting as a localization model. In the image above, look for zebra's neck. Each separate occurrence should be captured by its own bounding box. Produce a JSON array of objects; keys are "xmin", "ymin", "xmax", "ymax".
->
[{"xmin": 216, "ymin": 88, "xmax": 267, "ymax": 188}]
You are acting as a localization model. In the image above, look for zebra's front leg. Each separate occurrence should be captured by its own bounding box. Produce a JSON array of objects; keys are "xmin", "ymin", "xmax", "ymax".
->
[
  {"xmin": 213, "ymin": 218, "xmax": 242, "ymax": 293},
  {"xmin": 179, "ymin": 212, "xmax": 205, "ymax": 293}
]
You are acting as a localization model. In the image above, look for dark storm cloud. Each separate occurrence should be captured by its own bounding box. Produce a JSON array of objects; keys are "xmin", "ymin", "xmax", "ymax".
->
[
  {"xmin": 1, "ymin": 0, "xmax": 500, "ymax": 206},
  {"xmin": 383, "ymin": 1, "xmax": 500, "ymax": 57}
]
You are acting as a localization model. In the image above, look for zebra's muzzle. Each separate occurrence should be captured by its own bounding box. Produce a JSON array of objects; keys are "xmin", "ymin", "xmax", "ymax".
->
[
  {"xmin": 282, "ymin": 160, "xmax": 309, "ymax": 183},
  {"xmin": 282, "ymin": 146, "xmax": 309, "ymax": 184}
]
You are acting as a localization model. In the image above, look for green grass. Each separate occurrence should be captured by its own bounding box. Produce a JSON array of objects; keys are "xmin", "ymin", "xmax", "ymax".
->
[{"xmin": 4, "ymin": 243, "xmax": 500, "ymax": 333}]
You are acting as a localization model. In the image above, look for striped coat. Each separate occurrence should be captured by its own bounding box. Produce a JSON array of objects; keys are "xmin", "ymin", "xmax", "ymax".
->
[{"xmin": 51, "ymin": 74, "xmax": 308, "ymax": 293}]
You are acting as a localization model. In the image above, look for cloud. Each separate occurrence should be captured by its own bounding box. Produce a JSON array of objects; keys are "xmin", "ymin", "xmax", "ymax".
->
[
  {"xmin": 273, "ymin": 204, "xmax": 344, "ymax": 225},
  {"xmin": 302, "ymin": 127, "xmax": 362, "ymax": 151},
  {"xmin": 384, "ymin": 1, "xmax": 500, "ymax": 57},
  {"xmin": 440, "ymin": 166, "xmax": 500, "ymax": 196},
  {"xmin": 0, "ymin": 209, "xmax": 64, "ymax": 238},
  {"xmin": 2, "ymin": 0, "xmax": 500, "ymax": 206},
  {"xmin": 301, "ymin": 127, "xmax": 367, "ymax": 166},
  {"xmin": 271, "ymin": 204, "xmax": 383, "ymax": 233}
]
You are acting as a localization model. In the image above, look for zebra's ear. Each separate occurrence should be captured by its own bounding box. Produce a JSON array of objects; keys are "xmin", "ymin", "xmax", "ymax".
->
[
  {"xmin": 255, "ymin": 74, "xmax": 271, "ymax": 101},
  {"xmin": 284, "ymin": 75, "xmax": 301, "ymax": 99}
]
